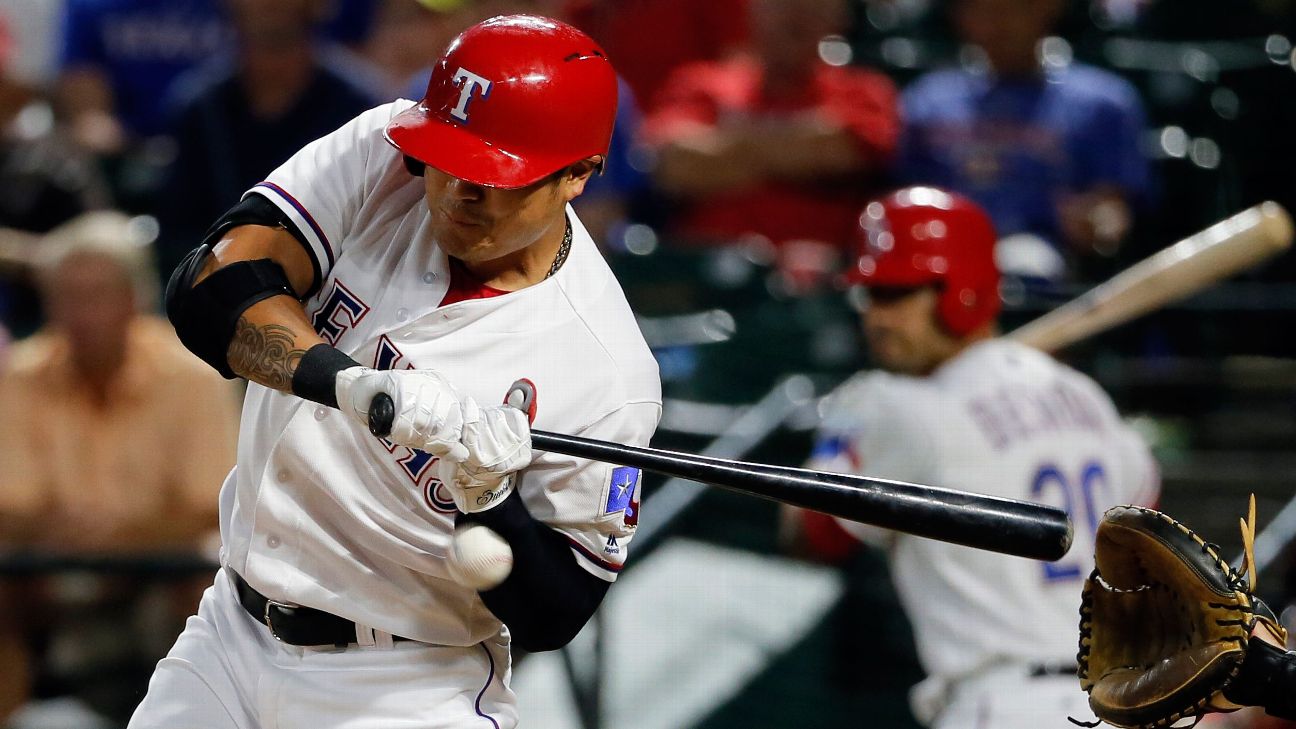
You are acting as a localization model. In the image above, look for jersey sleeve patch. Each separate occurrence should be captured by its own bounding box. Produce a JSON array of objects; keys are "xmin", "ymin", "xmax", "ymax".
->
[
  {"xmin": 248, "ymin": 182, "xmax": 337, "ymax": 275},
  {"xmin": 604, "ymin": 466, "xmax": 641, "ymax": 525}
]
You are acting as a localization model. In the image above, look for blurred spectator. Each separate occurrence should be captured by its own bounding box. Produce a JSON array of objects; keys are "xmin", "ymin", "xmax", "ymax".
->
[
  {"xmin": 0, "ymin": 0, "xmax": 65, "ymax": 93},
  {"xmin": 574, "ymin": 75, "xmax": 649, "ymax": 248},
  {"xmin": 321, "ymin": 0, "xmax": 382, "ymax": 48},
  {"xmin": 563, "ymin": 0, "xmax": 750, "ymax": 108},
  {"xmin": 368, "ymin": 0, "xmax": 478, "ymax": 98},
  {"xmin": 0, "ymin": 211, "xmax": 238, "ymax": 723},
  {"xmin": 898, "ymin": 0, "xmax": 1151, "ymax": 279},
  {"xmin": 0, "ymin": 70, "xmax": 108, "ymax": 239},
  {"xmin": 642, "ymin": 0, "xmax": 898, "ymax": 282},
  {"xmin": 156, "ymin": 0, "xmax": 381, "ymax": 280},
  {"xmin": 380, "ymin": 0, "xmax": 567, "ymax": 99},
  {"xmin": 0, "ymin": 7, "xmax": 111, "ymax": 337},
  {"xmin": 56, "ymin": 0, "xmax": 234, "ymax": 156}
]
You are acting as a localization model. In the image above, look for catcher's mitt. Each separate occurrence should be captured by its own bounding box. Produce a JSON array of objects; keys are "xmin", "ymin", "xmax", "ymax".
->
[{"xmin": 1076, "ymin": 497, "xmax": 1287, "ymax": 729}]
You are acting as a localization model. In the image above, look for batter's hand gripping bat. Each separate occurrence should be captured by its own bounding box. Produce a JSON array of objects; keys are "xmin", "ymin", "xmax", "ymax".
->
[{"xmin": 367, "ymin": 386, "xmax": 1072, "ymax": 562}]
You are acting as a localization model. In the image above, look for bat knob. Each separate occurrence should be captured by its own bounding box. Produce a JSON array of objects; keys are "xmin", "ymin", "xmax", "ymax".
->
[
  {"xmin": 504, "ymin": 378, "xmax": 538, "ymax": 425},
  {"xmin": 368, "ymin": 392, "xmax": 395, "ymax": 438}
]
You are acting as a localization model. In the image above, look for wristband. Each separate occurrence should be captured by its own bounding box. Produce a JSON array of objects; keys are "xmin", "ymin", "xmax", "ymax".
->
[{"xmin": 291, "ymin": 344, "xmax": 362, "ymax": 408}]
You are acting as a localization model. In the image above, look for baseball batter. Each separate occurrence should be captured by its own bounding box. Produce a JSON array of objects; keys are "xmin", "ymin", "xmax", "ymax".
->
[
  {"xmin": 797, "ymin": 187, "xmax": 1160, "ymax": 729},
  {"xmin": 129, "ymin": 15, "xmax": 660, "ymax": 729}
]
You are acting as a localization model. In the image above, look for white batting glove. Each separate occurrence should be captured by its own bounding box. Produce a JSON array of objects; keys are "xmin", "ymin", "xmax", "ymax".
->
[
  {"xmin": 335, "ymin": 367, "xmax": 469, "ymax": 461},
  {"xmin": 436, "ymin": 398, "xmax": 532, "ymax": 513}
]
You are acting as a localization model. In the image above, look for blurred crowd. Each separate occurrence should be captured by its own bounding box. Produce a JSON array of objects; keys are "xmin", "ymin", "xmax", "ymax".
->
[
  {"xmin": 0, "ymin": 0, "xmax": 1291, "ymax": 343},
  {"xmin": 0, "ymin": 0, "xmax": 1293, "ymax": 726}
]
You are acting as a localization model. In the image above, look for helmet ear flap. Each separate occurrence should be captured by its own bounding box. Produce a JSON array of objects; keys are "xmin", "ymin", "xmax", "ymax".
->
[
  {"xmin": 937, "ymin": 286, "xmax": 974, "ymax": 336},
  {"xmin": 937, "ymin": 283, "xmax": 999, "ymax": 337}
]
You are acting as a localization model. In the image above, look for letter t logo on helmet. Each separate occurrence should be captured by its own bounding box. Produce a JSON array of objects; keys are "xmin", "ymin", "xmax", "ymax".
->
[
  {"xmin": 384, "ymin": 14, "xmax": 619, "ymax": 189},
  {"xmin": 449, "ymin": 67, "xmax": 492, "ymax": 122}
]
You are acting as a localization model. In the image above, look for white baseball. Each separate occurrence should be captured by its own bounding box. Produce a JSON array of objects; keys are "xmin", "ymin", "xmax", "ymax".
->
[{"xmin": 446, "ymin": 524, "xmax": 514, "ymax": 591}]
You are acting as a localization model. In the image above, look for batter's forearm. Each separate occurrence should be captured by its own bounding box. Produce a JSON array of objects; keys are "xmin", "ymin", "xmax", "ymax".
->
[
  {"xmin": 225, "ymin": 295, "xmax": 324, "ymax": 392},
  {"xmin": 228, "ymin": 317, "xmax": 306, "ymax": 390}
]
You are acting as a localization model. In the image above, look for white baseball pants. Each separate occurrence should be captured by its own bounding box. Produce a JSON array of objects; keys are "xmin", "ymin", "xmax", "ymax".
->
[
  {"xmin": 127, "ymin": 569, "xmax": 517, "ymax": 729},
  {"xmin": 925, "ymin": 665, "xmax": 1092, "ymax": 729}
]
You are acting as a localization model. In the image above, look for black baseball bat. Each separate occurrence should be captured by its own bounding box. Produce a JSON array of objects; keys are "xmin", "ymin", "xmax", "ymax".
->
[{"xmin": 366, "ymin": 392, "xmax": 1072, "ymax": 561}]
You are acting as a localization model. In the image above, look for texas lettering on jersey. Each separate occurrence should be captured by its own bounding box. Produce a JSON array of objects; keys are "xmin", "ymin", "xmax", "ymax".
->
[{"xmin": 310, "ymin": 280, "xmax": 455, "ymax": 513}]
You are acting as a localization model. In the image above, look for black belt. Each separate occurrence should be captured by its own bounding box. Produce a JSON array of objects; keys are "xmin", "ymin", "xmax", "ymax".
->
[
  {"xmin": 233, "ymin": 571, "xmax": 412, "ymax": 647},
  {"xmin": 1029, "ymin": 662, "xmax": 1078, "ymax": 678}
]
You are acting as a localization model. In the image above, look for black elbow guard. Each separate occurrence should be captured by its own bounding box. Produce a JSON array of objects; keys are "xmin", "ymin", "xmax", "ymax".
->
[{"xmin": 165, "ymin": 244, "xmax": 296, "ymax": 378}]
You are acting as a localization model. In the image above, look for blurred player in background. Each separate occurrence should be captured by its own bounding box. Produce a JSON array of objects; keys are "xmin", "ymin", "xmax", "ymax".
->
[{"xmin": 784, "ymin": 186, "xmax": 1160, "ymax": 729}]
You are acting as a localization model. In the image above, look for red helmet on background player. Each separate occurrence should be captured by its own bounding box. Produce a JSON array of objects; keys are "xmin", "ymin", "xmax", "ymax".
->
[
  {"xmin": 846, "ymin": 186, "xmax": 1000, "ymax": 336},
  {"xmin": 385, "ymin": 14, "xmax": 618, "ymax": 189}
]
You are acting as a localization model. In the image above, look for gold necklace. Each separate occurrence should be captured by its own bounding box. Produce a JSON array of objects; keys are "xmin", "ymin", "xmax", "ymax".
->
[{"xmin": 545, "ymin": 216, "xmax": 572, "ymax": 279}]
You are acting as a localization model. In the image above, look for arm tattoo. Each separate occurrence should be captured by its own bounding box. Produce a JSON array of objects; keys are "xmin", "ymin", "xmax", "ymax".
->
[{"xmin": 228, "ymin": 317, "xmax": 308, "ymax": 391}]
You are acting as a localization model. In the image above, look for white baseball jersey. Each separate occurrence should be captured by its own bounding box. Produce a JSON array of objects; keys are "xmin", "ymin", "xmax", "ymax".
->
[
  {"xmin": 216, "ymin": 100, "xmax": 662, "ymax": 646},
  {"xmin": 810, "ymin": 339, "xmax": 1158, "ymax": 684}
]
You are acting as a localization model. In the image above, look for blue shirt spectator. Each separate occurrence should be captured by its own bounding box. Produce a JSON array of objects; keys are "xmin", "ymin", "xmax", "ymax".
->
[
  {"xmin": 897, "ymin": 0, "xmax": 1153, "ymax": 281},
  {"xmin": 60, "ymin": 0, "xmax": 232, "ymax": 139},
  {"xmin": 900, "ymin": 61, "xmax": 1151, "ymax": 252}
]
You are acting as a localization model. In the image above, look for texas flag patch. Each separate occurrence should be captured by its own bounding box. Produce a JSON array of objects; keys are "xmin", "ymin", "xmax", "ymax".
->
[{"xmin": 605, "ymin": 466, "xmax": 641, "ymax": 527}]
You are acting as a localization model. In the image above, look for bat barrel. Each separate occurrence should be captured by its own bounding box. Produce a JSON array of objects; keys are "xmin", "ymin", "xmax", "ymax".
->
[
  {"xmin": 533, "ymin": 431, "xmax": 1073, "ymax": 562},
  {"xmin": 1010, "ymin": 202, "xmax": 1294, "ymax": 352},
  {"xmin": 369, "ymin": 394, "xmax": 1073, "ymax": 561}
]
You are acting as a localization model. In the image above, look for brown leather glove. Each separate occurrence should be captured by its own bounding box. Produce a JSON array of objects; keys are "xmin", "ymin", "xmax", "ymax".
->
[{"xmin": 1077, "ymin": 498, "xmax": 1288, "ymax": 729}]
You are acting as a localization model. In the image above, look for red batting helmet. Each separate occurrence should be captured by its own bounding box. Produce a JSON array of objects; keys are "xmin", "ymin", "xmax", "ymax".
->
[
  {"xmin": 385, "ymin": 14, "xmax": 618, "ymax": 189},
  {"xmin": 846, "ymin": 186, "xmax": 1000, "ymax": 336}
]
